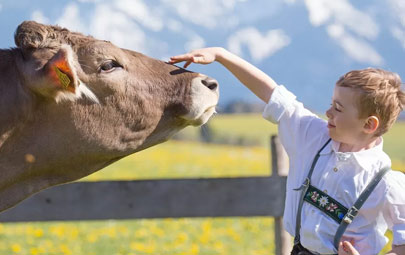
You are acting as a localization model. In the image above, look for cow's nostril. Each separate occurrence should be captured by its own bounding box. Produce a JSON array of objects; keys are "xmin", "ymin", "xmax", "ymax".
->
[{"xmin": 201, "ymin": 77, "xmax": 218, "ymax": 91}]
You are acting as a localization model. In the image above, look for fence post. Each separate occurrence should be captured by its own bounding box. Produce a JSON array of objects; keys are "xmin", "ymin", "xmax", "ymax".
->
[{"xmin": 271, "ymin": 135, "xmax": 292, "ymax": 255}]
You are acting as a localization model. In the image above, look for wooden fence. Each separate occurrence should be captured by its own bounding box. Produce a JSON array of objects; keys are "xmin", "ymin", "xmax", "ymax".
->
[{"xmin": 0, "ymin": 135, "xmax": 292, "ymax": 255}]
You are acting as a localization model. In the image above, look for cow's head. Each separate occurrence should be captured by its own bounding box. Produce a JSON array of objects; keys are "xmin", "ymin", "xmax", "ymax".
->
[{"xmin": 0, "ymin": 21, "xmax": 218, "ymax": 212}]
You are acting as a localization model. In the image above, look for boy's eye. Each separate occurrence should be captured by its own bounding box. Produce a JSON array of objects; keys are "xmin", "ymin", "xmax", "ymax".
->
[{"xmin": 331, "ymin": 103, "xmax": 342, "ymax": 112}]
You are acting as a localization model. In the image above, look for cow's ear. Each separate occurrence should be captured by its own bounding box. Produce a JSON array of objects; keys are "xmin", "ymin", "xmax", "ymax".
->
[
  {"xmin": 29, "ymin": 45, "xmax": 81, "ymax": 102},
  {"xmin": 15, "ymin": 21, "xmax": 60, "ymax": 50}
]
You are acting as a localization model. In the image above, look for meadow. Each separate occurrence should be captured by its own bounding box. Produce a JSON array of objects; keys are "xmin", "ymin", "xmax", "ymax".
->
[{"xmin": 0, "ymin": 114, "xmax": 403, "ymax": 255}]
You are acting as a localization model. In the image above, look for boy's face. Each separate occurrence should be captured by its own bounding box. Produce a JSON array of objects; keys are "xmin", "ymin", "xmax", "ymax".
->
[{"xmin": 326, "ymin": 85, "xmax": 368, "ymax": 145}]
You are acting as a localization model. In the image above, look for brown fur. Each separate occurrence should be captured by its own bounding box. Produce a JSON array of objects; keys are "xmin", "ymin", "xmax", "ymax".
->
[{"xmin": 0, "ymin": 21, "xmax": 218, "ymax": 212}]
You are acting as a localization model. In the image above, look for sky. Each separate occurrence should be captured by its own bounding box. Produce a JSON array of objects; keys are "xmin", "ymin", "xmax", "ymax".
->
[{"xmin": 1, "ymin": 0, "xmax": 405, "ymax": 113}]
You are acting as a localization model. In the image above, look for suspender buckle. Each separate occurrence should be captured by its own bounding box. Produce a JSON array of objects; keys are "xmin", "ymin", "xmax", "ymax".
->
[
  {"xmin": 303, "ymin": 178, "xmax": 310, "ymax": 187},
  {"xmin": 343, "ymin": 207, "xmax": 358, "ymax": 224},
  {"xmin": 293, "ymin": 178, "xmax": 310, "ymax": 191}
]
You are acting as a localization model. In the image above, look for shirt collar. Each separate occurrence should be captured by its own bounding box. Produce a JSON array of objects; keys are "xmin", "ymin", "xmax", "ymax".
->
[{"xmin": 322, "ymin": 137, "xmax": 391, "ymax": 171}]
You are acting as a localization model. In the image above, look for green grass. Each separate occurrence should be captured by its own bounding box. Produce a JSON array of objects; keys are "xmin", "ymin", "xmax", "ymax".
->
[
  {"xmin": 0, "ymin": 217, "xmax": 274, "ymax": 255},
  {"xmin": 83, "ymin": 141, "xmax": 270, "ymax": 181}
]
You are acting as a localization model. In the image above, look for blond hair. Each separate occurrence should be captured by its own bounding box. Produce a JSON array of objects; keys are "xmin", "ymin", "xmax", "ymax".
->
[{"xmin": 336, "ymin": 68, "xmax": 405, "ymax": 136}]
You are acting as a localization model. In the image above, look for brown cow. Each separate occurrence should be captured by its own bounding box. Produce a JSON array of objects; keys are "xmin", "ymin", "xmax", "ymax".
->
[{"xmin": 0, "ymin": 21, "xmax": 219, "ymax": 213}]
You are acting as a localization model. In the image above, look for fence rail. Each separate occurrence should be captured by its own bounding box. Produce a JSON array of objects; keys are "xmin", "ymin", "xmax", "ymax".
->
[{"xmin": 0, "ymin": 135, "xmax": 292, "ymax": 254}]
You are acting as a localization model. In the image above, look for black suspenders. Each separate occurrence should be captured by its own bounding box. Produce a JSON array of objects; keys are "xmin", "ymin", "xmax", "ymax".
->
[
  {"xmin": 294, "ymin": 139, "xmax": 331, "ymax": 246},
  {"xmin": 293, "ymin": 138, "xmax": 390, "ymax": 253}
]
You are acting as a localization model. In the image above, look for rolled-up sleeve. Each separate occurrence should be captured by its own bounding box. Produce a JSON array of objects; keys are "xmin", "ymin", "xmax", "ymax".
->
[
  {"xmin": 262, "ymin": 85, "xmax": 297, "ymax": 124},
  {"xmin": 385, "ymin": 171, "xmax": 405, "ymax": 245},
  {"xmin": 262, "ymin": 85, "xmax": 328, "ymax": 158}
]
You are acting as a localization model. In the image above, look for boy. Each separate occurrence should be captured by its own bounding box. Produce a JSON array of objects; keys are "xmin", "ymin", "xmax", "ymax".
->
[{"xmin": 170, "ymin": 47, "xmax": 405, "ymax": 255}]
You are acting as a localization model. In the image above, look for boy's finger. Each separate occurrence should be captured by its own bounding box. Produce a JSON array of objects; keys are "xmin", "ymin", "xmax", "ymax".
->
[
  {"xmin": 170, "ymin": 54, "xmax": 192, "ymax": 60},
  {"xmin": 184, "ymin": 60, "xmax": 192, "ymax": 68},
  {"xmin": 168, "ymin": 59, "xmax": 182, "ymax": 64},
  {"xmin": 338, "ymin": 241, "xmax": 346, "ymax": 254},
  {"xmin": 343, "ymin": 241, "xmax": 358, "ymax": 255}
]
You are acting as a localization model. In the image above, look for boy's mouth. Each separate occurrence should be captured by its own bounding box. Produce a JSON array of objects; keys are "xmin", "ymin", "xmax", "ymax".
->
[{"xmin": 327, "ymin": 122, "xmax": 336, "ymax": 128}]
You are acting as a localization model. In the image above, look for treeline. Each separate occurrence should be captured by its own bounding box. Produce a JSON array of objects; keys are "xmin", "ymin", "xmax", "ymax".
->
[
  {"xmin": 172, "ymin": 123, "xmax": 263, "ymax": 147},
  {"xmin": 173, "ymin": 100, "xmax": 266, "ymax": 146},
  {"xmin": 218, "ymin": 100, "xmax": 265, "ymax": 114}
]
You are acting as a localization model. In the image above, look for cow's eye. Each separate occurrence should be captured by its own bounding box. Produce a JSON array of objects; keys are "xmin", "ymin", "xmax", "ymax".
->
[{"xmin": 99, "ymin": 60, "xmax": 122, "ymax": 73}]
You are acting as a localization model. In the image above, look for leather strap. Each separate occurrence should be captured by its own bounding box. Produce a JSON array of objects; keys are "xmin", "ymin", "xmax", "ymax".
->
[
  {"xmin": 304, "ymin": 185, "xmax": 348, "ymax": 224},
  {"xmin": 333, "ymin": 167, "xmax": 390, "ymax": 249},
  {"xmin": 294, "ymin": 139, "xmax": 331, "ymax": 244}
]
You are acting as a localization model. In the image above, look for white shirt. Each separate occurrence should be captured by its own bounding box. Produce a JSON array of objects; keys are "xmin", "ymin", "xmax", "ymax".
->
[{"xmin": 262, "ymin": 85, "xmax": 405, "ymax": 255}]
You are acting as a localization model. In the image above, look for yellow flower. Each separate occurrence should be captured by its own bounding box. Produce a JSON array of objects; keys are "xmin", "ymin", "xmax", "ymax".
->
[
  {"xmin": 60, "ymin": 244, "xmax": 72, "ymax": 255},
  {"xmin": 226, "ymin": 228, "xmax": 241, "ymax": 242},
  {"xmin": 174, "ymin": 233, "xmax": 188, "ymax": 246},
  {"xmin": 199, "ymin": 232, "xmax": 210, "ymax": 244},
  {"xmin": 50, "ymin": 225, "xmax": 65, "ymax": 239},
  {"xmin": 213, "ymin": 241, "xmax": 224, "ymax": 251},
  {"xmin": 134, "ymin": 229, "xmax": 147, "ymax": 238},
  {"xmin": 130, "ymin": 242, "xmax": 155, "ymax": 254},
  {"xmin": 86, "ymin": 233, "xmax": 98, "ymax": 243},
  {"xmin": 189, "ymin": 244, "xmax": 200, "ymax": 255},
  {"xmin": 34, "ymin": 228, "xmax": 43, "ymax": 238},
  {"xmin": 29, "ymin": 247, "xmax": 39, "ymax": 255},
  {"xmin": 69, "ymin": 227, "xmax": 79, "ymax": 239},
  {"xmin": 11, "ymin": 244, "xmax": 22, "ymax": 253}
]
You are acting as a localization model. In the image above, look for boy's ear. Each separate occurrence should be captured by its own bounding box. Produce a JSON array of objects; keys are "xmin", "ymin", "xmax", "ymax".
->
[
  {"xmin": 28, "ymin": 45, "xmax": 80, "ymax": 102},
  {"xmin": 363, "ymin": 116, "xmax": 379, "ymax": 134}
]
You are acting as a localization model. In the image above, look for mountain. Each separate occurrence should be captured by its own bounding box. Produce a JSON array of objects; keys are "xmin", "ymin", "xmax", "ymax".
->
[{"xmin": 1, "ymin": 0, "xmax": 404, "ymax": 113}]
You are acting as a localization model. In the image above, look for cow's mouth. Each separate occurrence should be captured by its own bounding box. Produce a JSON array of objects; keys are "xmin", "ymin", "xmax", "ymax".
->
[
  {"xmin": 180, "ymin": 75, "xmax": 219, "ymax": 126},
  {"xmin": 198, "ymin": 105, "xmax": 217, "ymax": 125},
  {"xmin": 181, "ymin": 105, "xmax": 217, "ymax": 126}
]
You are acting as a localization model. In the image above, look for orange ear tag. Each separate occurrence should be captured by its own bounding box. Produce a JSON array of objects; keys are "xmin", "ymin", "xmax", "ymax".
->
[{"xmin": 54, "ymin": 66, "xmax": 71, "ymax": 89}]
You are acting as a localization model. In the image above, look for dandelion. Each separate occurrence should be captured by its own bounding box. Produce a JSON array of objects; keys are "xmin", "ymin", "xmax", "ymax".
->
[
  {"xmin": 226, "ymin": 228, "xmax": 241, "ymax": 242},
  {"xmin": 86, "ymin": 233, "xmax": 98, "ymax": 243},
  {"xmin": 130, "ymin": 242, "xmax": 155, "ymax": 254},
  {"xmin": 50, "ymin": 225, "xmax": 65, "ymax": 239},
  {"xmin": 29, "ymin": 247, "xmax": 39, "ymax": 255},
  {"xmin": 190, "ymin": 244, "xmax": 200, "ymax": 255},
  {"xmin": 11, "ymin": 244, "xmax": 22, "ymax": 253},
  {"xmin": 34, "ymin": 228, "xmax": 43, "ymax": 238},
  {"xmin": 175, "ymin": 233, "xmax": 188, "ymax": 246},
  {"xmin": 60, "ymin": 244, "xmax": 72, "ymax": 255}
]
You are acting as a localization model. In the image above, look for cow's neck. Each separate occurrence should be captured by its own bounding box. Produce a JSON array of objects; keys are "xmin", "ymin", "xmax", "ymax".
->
[
  {"xmin": 0, "ymin": 49, "xmax": 34, "ymax": 147},
  {"xmin": 0, "ymin": 116, "xmax": 111, "ymax": 213}
]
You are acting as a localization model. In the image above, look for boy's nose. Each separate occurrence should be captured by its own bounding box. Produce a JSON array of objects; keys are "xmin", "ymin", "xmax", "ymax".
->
[{"xmin": 326, "ymin": 108, "xmax": 332, "ymax": 118}]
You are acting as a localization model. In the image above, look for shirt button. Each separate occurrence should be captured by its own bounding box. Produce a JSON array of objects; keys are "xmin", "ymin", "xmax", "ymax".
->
[{"xmin": 333, "ymin": 167, "xmax": 338, "ymax": 172}]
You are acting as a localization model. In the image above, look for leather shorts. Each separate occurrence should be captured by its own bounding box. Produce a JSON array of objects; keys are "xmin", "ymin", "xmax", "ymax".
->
[
  {"xmin": 291, "ymin": 242, "xmax": 315, "ymax": 255},
  {"xmin": 291, "ymin": 242, "xmax": 337, "ymax": 255}
]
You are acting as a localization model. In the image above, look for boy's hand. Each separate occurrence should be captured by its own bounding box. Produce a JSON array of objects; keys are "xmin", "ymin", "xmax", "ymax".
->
[
  {"xmin": 169, "ymin": 47, "xmax": 223, "ymax": 68},
  {"xmin": 338, "ymin": 241, "xmax": 360, "ymax": 255}
]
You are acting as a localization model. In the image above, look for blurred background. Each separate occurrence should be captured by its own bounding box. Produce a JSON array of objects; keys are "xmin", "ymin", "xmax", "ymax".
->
[{"xmin": 0, "ymin": 0, "xmax": 404, "ymax": 254}]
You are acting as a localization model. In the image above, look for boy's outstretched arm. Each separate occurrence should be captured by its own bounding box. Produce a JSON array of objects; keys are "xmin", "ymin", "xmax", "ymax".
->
[{"xmin": 169, "ymin": 47, "xmax": 278, "ymax": 103}]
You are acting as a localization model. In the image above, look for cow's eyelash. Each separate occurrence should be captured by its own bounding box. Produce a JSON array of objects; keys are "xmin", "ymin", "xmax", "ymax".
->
[{"xmin": 98, "ymin": 60, "xmax": 123, "ymax": 73}]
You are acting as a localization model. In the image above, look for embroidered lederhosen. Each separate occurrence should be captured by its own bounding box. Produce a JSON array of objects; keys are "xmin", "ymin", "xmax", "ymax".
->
[{"xmin": 291, "ymin": 139, "xmax": 390, "ymax": 255}]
